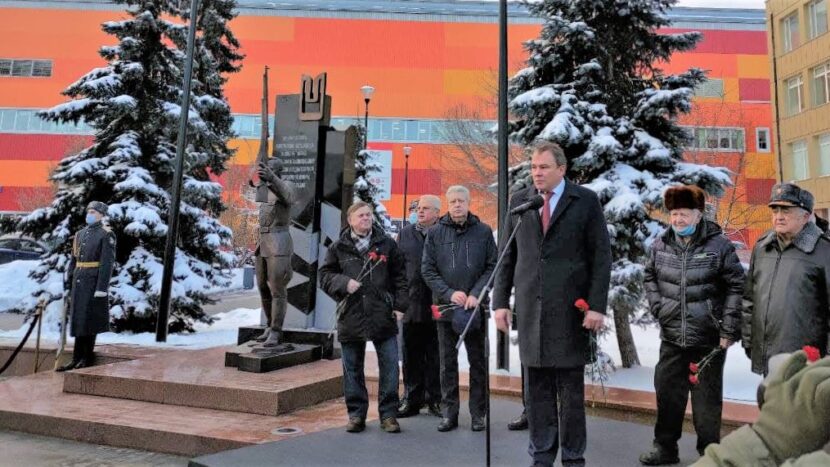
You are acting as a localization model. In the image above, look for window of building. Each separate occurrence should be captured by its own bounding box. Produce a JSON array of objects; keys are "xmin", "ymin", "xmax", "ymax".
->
[
  {"xmin": 808, "ymin": 0, "xmax": 828, "ymax": 39},
  {"xmin": 0, "ymin": 59, "xmax": 52, "ymax": 77},
  {"xmin": 694, "ymin": 79, "xmax": 724, "ymax": 98},
  {"xmin": 756, "ymin": 127, "xmax": 771, "ymax": 152},
  {"xmin": 813, "ymin": 62, "xmax": 830, "ymax": 106},
  {"xmin": 791, "ymin": 140, "xmax": 809, "ymax": 180},
  {"xmin": 686, "ymin": 127, "xmax": 745, "ymax": 151},
  {"xmin": 782, "ymin": 13, "xmax": 801, "ymax": 52},
  {"xmin": 820, "ymin": 133, "xmax": 830, "ymax": 176},
  {"xmin": 787, "ymin": 75, "xmax": 805, "ymax": 115}
]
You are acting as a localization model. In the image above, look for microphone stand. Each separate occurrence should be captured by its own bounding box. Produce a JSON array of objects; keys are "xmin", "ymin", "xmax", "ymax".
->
[{"xmin": 456, "ymin": 215, "xmax": 524, "ymax": 467}]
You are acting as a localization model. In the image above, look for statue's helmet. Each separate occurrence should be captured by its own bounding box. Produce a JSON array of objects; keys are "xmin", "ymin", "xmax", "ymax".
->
[{"xmin": 268, "ymin": 158, "xmax": 284, "ymax": 176}]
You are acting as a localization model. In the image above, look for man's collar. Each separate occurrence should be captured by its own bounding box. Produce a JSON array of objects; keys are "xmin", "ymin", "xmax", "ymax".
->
[{"xmin": 538, "ymin": 178, "xmax": 566, "ymax": 197}]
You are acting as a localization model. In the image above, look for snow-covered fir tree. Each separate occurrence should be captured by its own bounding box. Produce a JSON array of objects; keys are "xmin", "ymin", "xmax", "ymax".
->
[
  {"xmin": 10, "ymin": 0, "xmax": 242, "ymax": 332},
  {"xmin": 353, "ymin": 125, "xmax": 394, "ymax": 232},
  {"xmin": 508, "ymin": 0, "xmax": 731, "ymax": 367}
]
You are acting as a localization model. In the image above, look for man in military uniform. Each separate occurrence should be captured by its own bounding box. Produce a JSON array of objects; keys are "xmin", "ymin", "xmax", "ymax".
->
[
  {"xmin": 254, "ymin": 158, "xmax": 296, "ymax": 347},
  {"xmin": 57, "ymin": 201, "xmax": 116, "ymax": 372}
]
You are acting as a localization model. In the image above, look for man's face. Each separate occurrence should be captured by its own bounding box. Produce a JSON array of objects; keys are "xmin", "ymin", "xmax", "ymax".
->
[
  {"xmin": 531, "ymin": 150, "xmax": 566, "ymax": 193},
  {"xmin": 416, "ymin": 198, "xmax": 440, "ymax": 225},
  {"xmin": 446, "ymin": 192, "xmax": 470, "ymax": 220},
  {"xmin": 669, "ymin": 208, "xmax": 700, "ymax": 230},
  {"xmin": 87, "ymin": 209, "xmax": 102, "ymax": 222},
  {"xmin": 348, "ymin": 206, "xmax": 373, "ymax": 233},
  {"xmin": 771, "ymin": 205, "xmax": 810, "ymax": 236}
]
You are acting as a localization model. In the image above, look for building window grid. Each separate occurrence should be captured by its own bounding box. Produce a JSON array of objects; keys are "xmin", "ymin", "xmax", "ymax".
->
[
  {"xmin": 787, "ymin": 75, "xmax": 805, "ymax": 116},
  {"xmin": 782, "ymin": 13, "xmax": 801, "ymax": 52},
  {"xmin": 0, "ymin": 59, "xmax": 52, "ymax": 78},
  {"xmin": 792, "ymin": 140, "xmax": 809, "ymax": 180},
  {"xmin": 682, "ymin": 126, "xmax": 746, "ymax": 152},
  {"xmin": 820, "ymin": 133, "xmax": 830, "ymax": 176},
  {"xmin": 813, "ymin": 62, "xmax": 830, "ymax": 107},
  {"xmin": 756, "ymin": 127, "xmax": 771, "ymax": 152},
  {"xmin": 808, "ymin": 0, "xmax": 828, "ymax": 39},
  {"xmin": 694, "ymin": 78, "xmax": 725, "ymax": 98}
]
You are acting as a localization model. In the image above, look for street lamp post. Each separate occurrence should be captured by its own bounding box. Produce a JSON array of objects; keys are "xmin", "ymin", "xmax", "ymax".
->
[
  {"xmin": 360, "ymin": 85, "xmax": 374, "ymax": 149},
  {"xmin": 402, "ymin": 145, "xmax": 411, "ymax": 226}
]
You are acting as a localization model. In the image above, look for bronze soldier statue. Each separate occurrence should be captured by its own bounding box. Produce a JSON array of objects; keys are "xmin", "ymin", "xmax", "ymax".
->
[
  {"xmin": 57, "ymin": 201, "xmax": 116, "ymax": 371},
  {"xmin": 253, "ymin": 158, "xmax": 296, "ymax": 347}
]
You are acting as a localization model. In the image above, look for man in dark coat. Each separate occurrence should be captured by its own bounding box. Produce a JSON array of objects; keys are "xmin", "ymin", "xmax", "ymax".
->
[
  {"xmin": 743, "ymin": 183, "xmax": 830, "ymax": 376},
  {"xmin": 421, "ymin": 185, "xmax": 497, "ymax": 433},
  {"xmin": 396, "ymin": 194, "xmax": 442, "ymax": 418},
  {"xmin": 639, "ymin": 185, "xmax": 745, "ymax": 465},
  {"xmin": 493, "ymin": 140, "xmax": 611, "ymax": 467},
  {"xmin": 57, "ymin": 201, "xmax": 116, "ymax": 372},
  {"xmin": 319, "ymin": 201, "xmax": 408, "ymax": 434}
]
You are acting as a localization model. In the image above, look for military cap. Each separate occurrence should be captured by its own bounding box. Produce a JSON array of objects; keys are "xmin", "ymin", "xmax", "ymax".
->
[
  {"xmin": 87, "ymin": 200, "xmax": 109, "ymax": 216},
  {"xmin": 769, "ymin": 183, "xmax": 814, "ymax": 212}
]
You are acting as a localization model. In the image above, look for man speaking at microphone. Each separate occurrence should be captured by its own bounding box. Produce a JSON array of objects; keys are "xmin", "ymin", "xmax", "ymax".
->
[{"xmin": 493, "ymin": 140, "xmax": 611, "ymax": 467}]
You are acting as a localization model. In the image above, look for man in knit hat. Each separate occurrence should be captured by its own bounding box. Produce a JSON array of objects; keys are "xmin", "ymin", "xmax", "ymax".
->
[{"xmin": 57, "ymin": 200, "xmax": 116, "ymax": 371}]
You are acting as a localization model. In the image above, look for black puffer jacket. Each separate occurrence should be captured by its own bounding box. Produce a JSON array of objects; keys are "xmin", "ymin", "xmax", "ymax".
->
[
  {"xmin": 743, "ymin": 222, "xmax": 830, "ymax": 375},
  {"xmin": 421, "ymin": 213, "xmax": 497, "ymax": 322},
  {"xmin": 319, "ymin": 228, "xmax": 408, "ymax": 343},
  {"xmin": 644, "ymin": 220, "xmax": 745, "ymax": 349}
]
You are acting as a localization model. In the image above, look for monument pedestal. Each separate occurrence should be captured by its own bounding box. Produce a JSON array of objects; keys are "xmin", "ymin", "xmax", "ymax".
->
[{"xmin": 226, "ymin": 326, "xmax": 339, "ymax": 374}]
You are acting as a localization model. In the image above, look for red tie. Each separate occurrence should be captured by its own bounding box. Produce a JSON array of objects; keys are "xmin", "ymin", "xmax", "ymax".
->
[{"xmin": 542, "ymin": 191, "xmax": 553, "ymax": 234}]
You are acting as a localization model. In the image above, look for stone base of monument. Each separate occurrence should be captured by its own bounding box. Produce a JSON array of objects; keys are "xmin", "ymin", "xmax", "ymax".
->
[
  {"xmin": 236, "ymin": 326, "xmax": 339, "ymax": 359},
  {"xmin": 233, "ymin": 343, "xmax": 321, "ymax": 373}
]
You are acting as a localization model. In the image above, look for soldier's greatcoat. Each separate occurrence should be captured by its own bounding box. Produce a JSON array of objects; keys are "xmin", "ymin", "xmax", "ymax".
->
[{"xmin": 68, "ymin": 221, "xmax": 116, "ymax": 337}]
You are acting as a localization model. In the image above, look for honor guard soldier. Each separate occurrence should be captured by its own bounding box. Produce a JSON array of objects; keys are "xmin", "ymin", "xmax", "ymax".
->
[{"xmin": 56, "ymin": 201, "xmax": 116, "ymax": 372}]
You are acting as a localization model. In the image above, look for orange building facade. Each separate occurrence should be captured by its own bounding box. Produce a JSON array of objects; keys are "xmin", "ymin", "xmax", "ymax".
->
[{"xmin": 0, "ymin": 1, "xmax": 775, "ymax": 245}]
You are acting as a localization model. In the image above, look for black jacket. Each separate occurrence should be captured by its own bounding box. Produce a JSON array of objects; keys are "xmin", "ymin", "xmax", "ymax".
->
[
  {"xmin": 397, "ymin": 223, "xmax": 434, "ymax": 323},
  {"xmin": 644, "ymin": 220, "xmax": 745, "ymax": 349},
  {"xmin": 68, "ymin": 221, "xmax": 116, "ymax": 337},
  {"xmin": 743, "ymin": 222, "xmax": 830, "ymax": 374},
  {"xmin": 492, "ymin": 182, "xmax": 611, "ymax": 368},
  {"xmin": 319, "ymin": 228, "xmax": 408, "ymax": 343},
  {"xmin": 421, "ymin": 213, "xmax": 497, "ymax": 322}
]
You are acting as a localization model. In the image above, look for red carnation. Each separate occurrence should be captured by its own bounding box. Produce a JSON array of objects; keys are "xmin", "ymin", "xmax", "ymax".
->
[
  {"xmin": 574, "ymin": 299, "xmax": 590, "ymax": 313},
  {"xmin": 803, "ymin": 345, "xmax": 821, "ymax": 363},
  {"xmin": 689, "ymin": 362, "xmax": 699, "ymax": 373},
  {"xmin": 379, "ymin": 254, "xmax": 388, "ymax": 263},
  {"xmin": 431, "ymin": 305, "xmax": 441, "ymax": 320},
  {"xmin": 368, "ymin": 251, "xmax": 378, "ymax": 261},
  {"xmin": 689, "ymin": 374, "xmax": 699, "ymax": 385}
]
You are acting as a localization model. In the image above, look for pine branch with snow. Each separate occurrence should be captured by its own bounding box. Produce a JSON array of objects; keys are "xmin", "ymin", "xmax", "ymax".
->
[
  {"xmin": 508, "ymin": 0, "xmax": 731, "ymax": 367},
  {"xmin": 11, "ymin": 0, "xmax": 242, "ymax": 333}
]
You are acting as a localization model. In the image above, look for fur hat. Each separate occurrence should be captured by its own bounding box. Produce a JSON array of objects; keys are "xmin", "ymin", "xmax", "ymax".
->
[
  {"xmin": 664, "ymin": 185, "xmax": 705, "ymax": 211},
  {"xmin": 86, "ymin": 200, "xmax": 109, "ymax": 216}
]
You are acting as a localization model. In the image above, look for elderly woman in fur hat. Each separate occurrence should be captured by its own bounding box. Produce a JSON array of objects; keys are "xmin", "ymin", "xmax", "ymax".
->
[{"xmin": 639, "ymin": 185, "xmax": 745, "ymax": 466}]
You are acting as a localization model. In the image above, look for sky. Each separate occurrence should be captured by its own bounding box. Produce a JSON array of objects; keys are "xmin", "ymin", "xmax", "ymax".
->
[{"xmin": 677, "ymin": 0, "xmax": 765, "ymax": 8}]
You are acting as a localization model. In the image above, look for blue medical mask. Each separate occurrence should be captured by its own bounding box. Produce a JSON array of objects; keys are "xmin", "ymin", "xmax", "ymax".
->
[
  {"xmin": 85, "ymin": 213, "xmax": 98, "ymax": 225},
  {"xmin": 672, "ymin": 223, "xmax": 696, "ymax": 237},
  {"xmin": 409, "ymin": 212, "xmax": 418, "ymax": 224}
]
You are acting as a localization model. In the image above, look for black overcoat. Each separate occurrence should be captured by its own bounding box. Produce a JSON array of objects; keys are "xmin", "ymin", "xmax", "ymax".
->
[
  {"xmin": 492, "ymin": 182, "xmax": 611, "ymax": 368},
  {"xmin": 68, "ymin": 221, "xmax": 116, "ymax": 337}
]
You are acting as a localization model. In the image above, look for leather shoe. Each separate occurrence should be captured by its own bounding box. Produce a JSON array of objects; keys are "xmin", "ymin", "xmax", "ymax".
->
[
  {"xmin": 345, "ymin": 417, "xmax": 365, "ymax": 433},
  {"xmin": 437, "ymin": 417, "xmax": 457, "ymax": 432},
  {"xmin": 508, "ymin": 410, "xmax": 528, "ymax": 431},
  {"xmin": 55, "ymin": 360, "xmax": 79, "ymax": 372},
  {"xmin": 73, "ymin": 359, "xmax": 90, "ymax": 369},
  {"xmin": 639, "ymin": 444, "xmax": 679, "ymax": 465},
  {"xmin": 380, "ymin": 417, "xmax": 401, "ymax": 433},
  {"xmin": 396, "ymin": 400, "xmax": 421, "ymax": 418},
  {"xmin": 427, "ymin": 402, "xmax": 442, "ymax": 417},
  {"xmin": 471, "ymin": 416, "xmax": 485, "ymax": 432}
]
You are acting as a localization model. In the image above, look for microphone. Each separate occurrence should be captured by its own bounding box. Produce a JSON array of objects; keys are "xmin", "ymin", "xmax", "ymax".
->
[{"xmin": 509, "ymin": 195, "xmax": 545, "ymax": 215}]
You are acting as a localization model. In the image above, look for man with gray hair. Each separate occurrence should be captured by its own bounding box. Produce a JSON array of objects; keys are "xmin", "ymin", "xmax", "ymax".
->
[
  {"xmin": 422, "ymin": 185, "xmax": 497, "ymax": 432},
  {"xmin": 743, "ymin": 183, "xmax": 830, "ymax": 376},
  {"xmin": 396, "ymin": 194, "xmax": 443, "ymax": 419}
]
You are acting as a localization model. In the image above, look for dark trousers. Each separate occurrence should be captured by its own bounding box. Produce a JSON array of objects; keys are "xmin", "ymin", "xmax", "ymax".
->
[
  {"xmin": 401, "ymin": 321, "xmax": 441, "ymax": 407},
  {"xmin": 436, "ymin": 321, "xmax": 486, "ymax": 420},
  {"xmin": 72, "ymin": 334, "xmax": 97, "ymax": 362},
  {"xmin": 526, "ymin": 366, "xmax": 586, "ymax": 466},
  {"xmin": 340, "ymin": 336, "xmax": 400, "ymax": 420},
  {"xmin": 654, "ymin": 341, "xmax": 725, "ymax": 454}
]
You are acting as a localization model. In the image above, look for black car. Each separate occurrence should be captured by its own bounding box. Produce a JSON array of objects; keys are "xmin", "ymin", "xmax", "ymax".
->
[{"xmin": 0, "ymin": 236, "xmax": 49, "ymax": 265}]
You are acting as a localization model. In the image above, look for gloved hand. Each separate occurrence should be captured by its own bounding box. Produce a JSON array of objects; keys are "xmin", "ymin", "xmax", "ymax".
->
[
  {"xmin": 751, "ymin": 351, "xmax": 830, "ymax": 463},
  {"xmin": 93, "ymin": 291, "xmax": 107, "ymax": 298}
]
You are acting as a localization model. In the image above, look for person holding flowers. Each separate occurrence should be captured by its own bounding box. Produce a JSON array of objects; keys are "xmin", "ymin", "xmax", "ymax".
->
[
  {"xmin": 319, "ymin": 201, "xmax": 408, "ymax": 434},
  {"xmin": 639, "ymin": 185, "xmax": 745, "ymax": 465}
]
